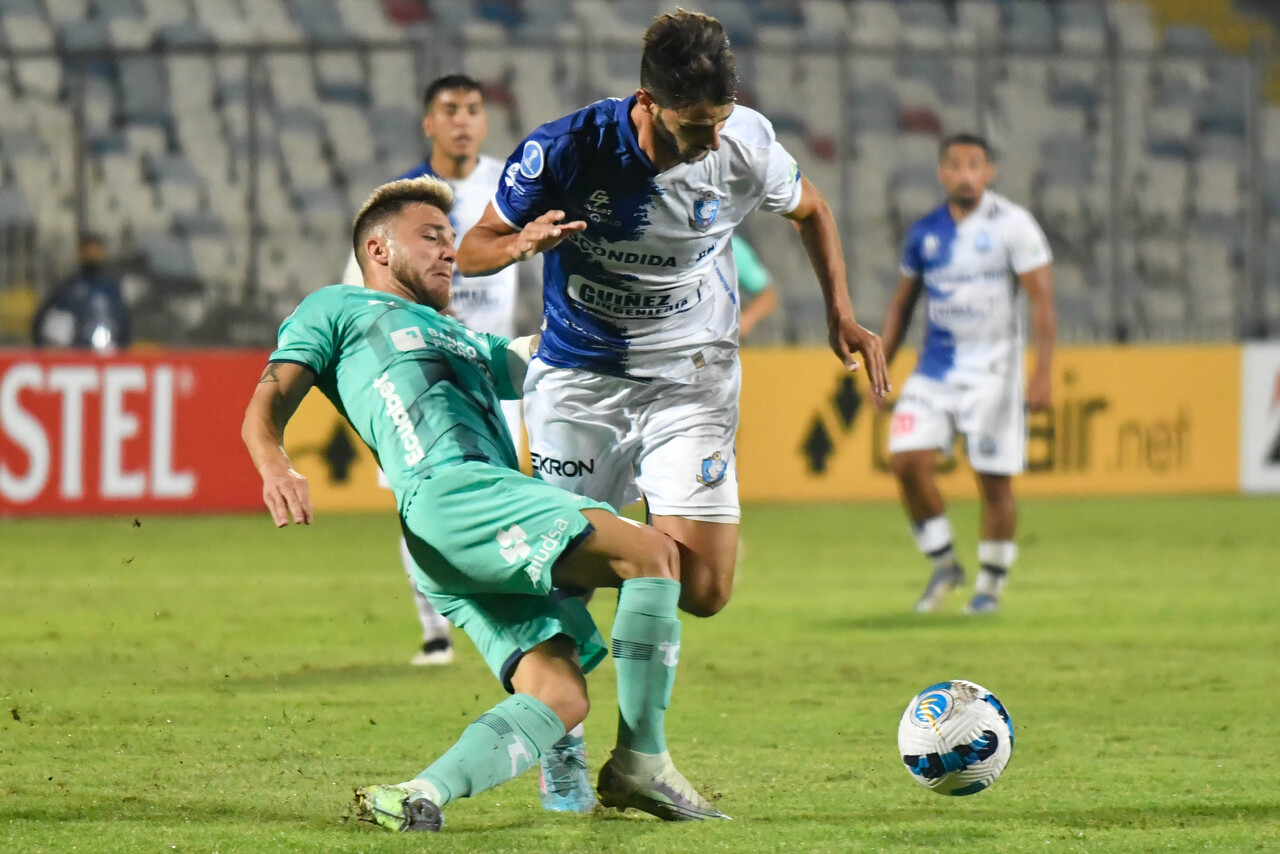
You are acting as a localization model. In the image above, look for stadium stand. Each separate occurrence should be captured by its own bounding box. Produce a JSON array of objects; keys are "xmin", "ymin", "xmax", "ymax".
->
[{"xmin": 0, "ymin": 0, "xmax": 1276, "ymax": 345}]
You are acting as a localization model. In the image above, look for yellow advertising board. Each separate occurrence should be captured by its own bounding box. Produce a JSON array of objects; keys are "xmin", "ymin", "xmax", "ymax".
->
[
  {"xmin": 285, "ymin": 345, "xmax": 1241, "ymax": 510},
  {"xmin": 738, "ymin": 345, "xmax": 1241, "ymax": 500}
]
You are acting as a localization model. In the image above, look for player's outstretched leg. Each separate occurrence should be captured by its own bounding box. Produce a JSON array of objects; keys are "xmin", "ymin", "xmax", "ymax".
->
[
  {"xmin": 399, "ymin": 537, "xmax": 454, "ymax": 665},
  {"xmin": 355, "ymin": 641, "xmax": 583, "ymax": 832},
  {"xmin": 553, "ymin": 512, "xmax": 728, "ymax": 821}
]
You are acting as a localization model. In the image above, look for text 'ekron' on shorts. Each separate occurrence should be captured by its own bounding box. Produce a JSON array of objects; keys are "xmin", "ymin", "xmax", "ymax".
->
[
  {"xmin": 399, "ymin": 461, "xmax": 614, "ymax": 691},
  {"xmin": 522, "ymin": 355, "xmax": 743, "ymax": 520},
  {"xmin": 887, "ymin": 372, "xmax": 1027, "ymax": 476}
]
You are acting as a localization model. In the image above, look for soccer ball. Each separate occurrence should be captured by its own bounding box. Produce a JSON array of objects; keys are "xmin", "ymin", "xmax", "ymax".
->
[{"xmin": 897, "ymin": 680, "xmax": 1014, "ymax": 796}]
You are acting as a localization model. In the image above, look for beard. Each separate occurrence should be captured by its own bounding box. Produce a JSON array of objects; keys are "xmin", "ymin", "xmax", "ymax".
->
[
  {"xmin": 950, "ymin": 190, "xmax": 980, "ymax": 211},
  {"xmin": 390, "ymin": 252, "xmax": 449, "ymax": 310},
  {"xmin": 652, "ymin": 112, "xmax": 707, "ymax": 164}
]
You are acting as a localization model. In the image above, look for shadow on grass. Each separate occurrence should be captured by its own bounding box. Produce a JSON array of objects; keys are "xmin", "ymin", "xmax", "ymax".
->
[{"xmin": 224, "ymin": 662, "xmax": 422, "ymax": 690}]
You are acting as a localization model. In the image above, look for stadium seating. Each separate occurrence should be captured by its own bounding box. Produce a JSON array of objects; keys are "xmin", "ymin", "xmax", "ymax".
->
[{"xmin": 0, "ymin": 0, "xmax": 1275, "ymax": 345}]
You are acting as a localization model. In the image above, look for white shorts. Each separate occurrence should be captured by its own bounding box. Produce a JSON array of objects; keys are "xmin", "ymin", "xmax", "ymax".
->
[
  {"xmin": 523, "ymin": 356, "xmax": 740, "ymax": 520},
  {"xmin": 887, "ymin": 372, "xmax": 1026, "ymax": 475}
]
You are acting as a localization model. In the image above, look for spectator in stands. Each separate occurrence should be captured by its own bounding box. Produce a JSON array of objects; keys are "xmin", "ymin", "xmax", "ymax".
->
[
  {"xmin": 31, "ymin": 234, "xmax": 131, "ymax": 353},
  {"xmin": 732, "ymin": 235, "xmax": 778, "ymax": 339}
]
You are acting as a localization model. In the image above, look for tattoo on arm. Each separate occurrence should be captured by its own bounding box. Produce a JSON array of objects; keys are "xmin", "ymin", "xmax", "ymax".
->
[{"xmin": 258, "ymin": 363, "xmax": 281, "ymax": 384}]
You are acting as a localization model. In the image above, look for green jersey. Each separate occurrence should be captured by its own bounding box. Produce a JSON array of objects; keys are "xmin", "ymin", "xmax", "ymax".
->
[{"xmin": 270, "ymin": 285, "xmax": 520, "ymax": 502}]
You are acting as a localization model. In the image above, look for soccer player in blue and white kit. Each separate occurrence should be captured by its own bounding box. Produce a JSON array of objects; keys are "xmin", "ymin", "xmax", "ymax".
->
[
  {"xmin": 880, "ymin": 133, "xmax": 1056, "ymax": 615},
  {"xmin": 457, "ymin": 10, "xmax": 889, "ymax": 811},
  {"xmin": 342, "ymin": 75, "xmax": 525, "ymax": 667}
]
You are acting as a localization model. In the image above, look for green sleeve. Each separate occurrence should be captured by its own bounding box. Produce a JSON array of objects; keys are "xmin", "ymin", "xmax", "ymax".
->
[
  {"xmin": 269, "ymin": 292, "xmax": 337, "ymax": 375},
  {"xmin": 732, "ymin": 236, "xmax": 772, "ymax": 296},
  {"xmin": 482, "ymin": 332, "xmax": 519, "ymax": 400}
]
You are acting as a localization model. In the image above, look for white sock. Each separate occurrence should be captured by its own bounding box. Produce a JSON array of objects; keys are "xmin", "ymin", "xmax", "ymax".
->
[
  {"xmin": 976, "ymin": 540, "xmax": 1017, "ymax": 596},
  {"xmin": 609, "ymin": 745, "xmax": 670, "ymax": 776},
  {"xmin": 568, "ymin": 723, "xmax": 584, "ymax": 739},
  {"xmin": 911, "ymin": 515, "xmax": 957, "ymax": 571},
  {"xmin": 398, "ymin": 778, "xmax": 443, "ymax": 803},
  {"xmin": 401, "ymin": 536, "xmax": 451, "ymax": 640}
]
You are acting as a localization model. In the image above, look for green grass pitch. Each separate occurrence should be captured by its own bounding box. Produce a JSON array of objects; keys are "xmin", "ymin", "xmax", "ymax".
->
[{"xmin": 2, "ymin": 495, "xmax": 1278, "ymax": 853}]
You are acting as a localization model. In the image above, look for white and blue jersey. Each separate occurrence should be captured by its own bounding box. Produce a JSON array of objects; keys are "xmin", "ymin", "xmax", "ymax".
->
[
  {"xmin": 493, "ymin": 96, "xmax": 803, "ymax": 379},
  {"xmin": 900, "ymin": 191, "xmax": 1052, "ymax": 382},
  {"xmin": 344, "ymin": 155, "xmax": 519, "ymax": 338}
]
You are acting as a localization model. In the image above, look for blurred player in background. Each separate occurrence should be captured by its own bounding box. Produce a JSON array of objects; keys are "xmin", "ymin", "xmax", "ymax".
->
[
  {"xmin": 880, "ymin": 133, "xmax": 1056, "ymax": 615},
  {"xmin": 732, "ymin": 235, "xmax": 779, "ymax": 339},
  {"xmin": 244, "ymin": 177, "xmax": 727, "ymax": 831},
  {"xmin": 458, "ymin": 9, "xmax": 888, "ymax": 812},
  {"xmin": 342, "ymin": 74, "xmax": 524, "ymax": 667}
]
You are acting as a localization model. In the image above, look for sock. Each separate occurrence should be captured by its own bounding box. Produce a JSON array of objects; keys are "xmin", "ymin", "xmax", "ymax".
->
[
  {"xmin": 911, "ymin": 515, "xmax": 957, "ymax": 571},
  {"xmin": 401, "ymin": 536, "xmax": 450, "ymax": 640},
  {"xmin": 976, "ymin": 540, "xmax": 1017, "ymax": 596},
  {"xmin": 611, "ymin": 577, "xmax": 682, "ymax": 757},
  {"xmin": 410, "ymin": 693, "xmax": 565, "ymax": 806}
]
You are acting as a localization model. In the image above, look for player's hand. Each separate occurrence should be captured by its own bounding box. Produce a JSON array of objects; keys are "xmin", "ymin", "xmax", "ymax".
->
[
  {"xmin": 1027, "ymin": 368, "xmax": 1052, "ymax": 413},
  {"xmin": 512, "ymin": 210, "xmax": 588, "ymax": 262},
  {"xmin": 261, "ymin": 466, "xmax": 313, "ymax": 527},
  {"xmin": 829, "ymin": 315, "xmax": 891, "ymax": 400}
]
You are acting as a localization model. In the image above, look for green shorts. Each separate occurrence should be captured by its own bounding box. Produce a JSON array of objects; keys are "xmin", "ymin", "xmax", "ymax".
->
[{"xmin": 400, "ymin": 461, "xmax": 613, "ymax": 691}]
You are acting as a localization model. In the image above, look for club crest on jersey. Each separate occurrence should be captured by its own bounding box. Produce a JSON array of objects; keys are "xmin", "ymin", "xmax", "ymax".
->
[
  {"xmin": 519, "ymin": 141, "xmax": 544, "ymax": 179},
  {"xmin": 975, "ymin": 232, "xmax": 993, "ymax": 253},
  {"xmin": 697, "ymin": 451, "xmax": 728, "ymax": 486},
  {"xmin": 923, "ymin": 234, "xmax": 941, "ymax": 259},
  {"xmin": 690, "ymin": 190, "xmax": 720, "ymax": 232}
]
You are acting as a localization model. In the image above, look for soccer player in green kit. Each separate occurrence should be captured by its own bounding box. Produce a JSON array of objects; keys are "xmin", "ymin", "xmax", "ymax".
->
[{"xmin": 241, "ymin": 176, "xmax": 726, "ymax": 830}]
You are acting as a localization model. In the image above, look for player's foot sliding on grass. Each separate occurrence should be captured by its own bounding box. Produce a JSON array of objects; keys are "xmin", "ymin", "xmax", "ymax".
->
[{"xmin": 241, "ymin": 176, "xmax": 724, "ymax": 831}]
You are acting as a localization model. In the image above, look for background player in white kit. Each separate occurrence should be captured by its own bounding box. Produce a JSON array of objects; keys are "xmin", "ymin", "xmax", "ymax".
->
[
  {"xmin": 880, "ymin": 133, "xmax": 1056, "ymax": 615},
  {"xmin": 457, "ymin": 10, "xmax": 888, "ymax": 812},
  {"xmin": 341, "ymin": 75, "xmax": 525, "ymax": 666}
]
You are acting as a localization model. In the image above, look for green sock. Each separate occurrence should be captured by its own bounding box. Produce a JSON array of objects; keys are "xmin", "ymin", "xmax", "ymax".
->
[
  {"xmin": 412, "ymin": 693, "xmax": 565, "ymax": 806},
  {"xmin": 612, "ymin": 577, "xmax": 682, "ymax": 756}
]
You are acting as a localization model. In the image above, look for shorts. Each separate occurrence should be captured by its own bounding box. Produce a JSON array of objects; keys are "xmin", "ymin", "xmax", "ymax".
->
[
  {"xmin": 523, "ymin": 355, "xmax": 741, "ymax": 520},
  {"xmin": 887, "ymin": 372, "xmax": 1026, "ymax": 475},
  {"xmin": 400, "ymin": 461, "xmax": 613, "ymax": 691}
]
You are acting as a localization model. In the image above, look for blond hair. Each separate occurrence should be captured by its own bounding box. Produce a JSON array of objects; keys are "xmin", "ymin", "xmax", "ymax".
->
[{"xmin": 351, "ymin": 176, "xmax": 455, "ymax": 270}]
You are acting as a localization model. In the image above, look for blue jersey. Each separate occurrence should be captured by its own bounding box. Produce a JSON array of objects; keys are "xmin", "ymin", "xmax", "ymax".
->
[
  {"xmin": 900, "ymin": 191, "xmax": 1052, "ymax": 382},
  {"xmin": 494, "ymin": 96, "xmax": 803, "ymax": 379}
]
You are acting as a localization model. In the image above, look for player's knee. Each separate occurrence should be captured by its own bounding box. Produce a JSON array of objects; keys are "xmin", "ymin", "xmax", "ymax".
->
[
  {"xmin": 537, "ymin": 682, "xmax": 590, "ymax": 731},
  {"xmin": 680, "ymin": 583, "xmax": 731, "ymax": 618},
  {"xmin": 631, "ymin": 527, "xmax": 680, "ymax": 582}
]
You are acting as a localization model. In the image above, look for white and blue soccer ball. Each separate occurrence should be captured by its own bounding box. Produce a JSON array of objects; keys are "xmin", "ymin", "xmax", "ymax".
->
[{"xmin": 897, "ymin": 680, "xmax": 1014, "ymax": 796}]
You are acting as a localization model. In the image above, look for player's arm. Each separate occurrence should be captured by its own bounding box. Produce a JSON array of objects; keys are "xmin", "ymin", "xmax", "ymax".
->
[
  {"xmin": 784, "ymin": 175, "xmax": 890, "ymax": 398},
  {"xmin": 483, "ymin": 332, "xmax": 542, "ymax": 398},
  {"xmin": 1019, "ymin": 264, "xmax": 1055, "ymax": 412},
  {"xmin": 456, "ymin": 203, "xmax": 587, "ymax": 277},
  {"xmin": 242, "ymin": 361, "xmax": 317, "ymax": 527},
  {"xmin": 881, "ymin": 272, "xmax": 924, "ymax": 367}
]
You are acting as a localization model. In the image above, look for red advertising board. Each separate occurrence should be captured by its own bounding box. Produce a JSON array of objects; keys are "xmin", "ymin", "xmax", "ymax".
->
[{"xmin": 0, "ymin": 350, "xmax": 270, "ymax": 516}]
